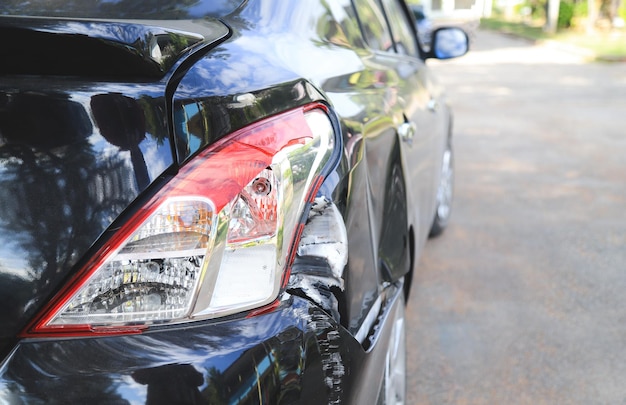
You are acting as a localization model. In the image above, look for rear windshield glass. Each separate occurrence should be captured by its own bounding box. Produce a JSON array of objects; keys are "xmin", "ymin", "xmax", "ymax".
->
[{"xmin": 0, "ymin": 0, "xmax": 243, "ymax": 20}]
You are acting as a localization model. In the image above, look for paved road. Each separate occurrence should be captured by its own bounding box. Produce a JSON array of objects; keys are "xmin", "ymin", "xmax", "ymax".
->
[{"xmin": 407, "ymin": 30, "xmax": 626, "ymax": 404}]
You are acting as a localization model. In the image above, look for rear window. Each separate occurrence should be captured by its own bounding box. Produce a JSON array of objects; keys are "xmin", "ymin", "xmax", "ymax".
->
[{"xmin": 0, "ymin": 0, "xmax": 243, "ymax": 19}]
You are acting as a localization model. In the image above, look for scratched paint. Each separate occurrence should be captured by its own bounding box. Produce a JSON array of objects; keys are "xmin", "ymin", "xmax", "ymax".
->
[{"xmin": 297, "ymin": 197, "xmax": 348, "ymax": 281}]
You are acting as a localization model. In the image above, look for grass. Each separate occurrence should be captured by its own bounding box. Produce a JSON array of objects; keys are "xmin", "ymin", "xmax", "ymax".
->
[
  {"xmin": 480, "ymin": 17, "xmax": 626, "ymax": 61},
  {"xmin": 557, "ymin": 31, "xmax": 626, "ymax": 59},
  {"xmin": 480, "ymin": 18, "xmax": 549, "ymax": 40}
]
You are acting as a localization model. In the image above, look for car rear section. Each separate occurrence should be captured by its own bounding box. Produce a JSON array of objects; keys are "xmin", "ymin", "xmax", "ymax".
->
[{"xmin": 0, "ymin": 0, "xmax": 416, "ymax": 403}]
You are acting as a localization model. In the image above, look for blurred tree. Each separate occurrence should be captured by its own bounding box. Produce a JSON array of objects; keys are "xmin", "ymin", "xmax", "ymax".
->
[
  {"xmin": 587, "ymin": 0, "xmax": 598, "ymax": 30},
  {"xmin": 545, "ymin": 0, "xmax": 560, "ymax": 32},
  {"xmin": 607, "ymin": 0, "xmax": 624, "ymax": 25}
]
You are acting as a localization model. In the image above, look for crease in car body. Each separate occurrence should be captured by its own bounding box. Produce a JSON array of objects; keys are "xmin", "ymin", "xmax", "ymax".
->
[
  {"xmin": 287, "ymin": 174, "xmax": 401, "ymax": 351},
  {"xmin": 287, "ymin": 192, "xmax": 408, "ymax": 402},
  {"xmin": 288, "ymin": 197, "xmax": 348, "ymax": 320},
  {"xmin": 297, "ymin": 302, "xmax": 349, "ymax": 404}
]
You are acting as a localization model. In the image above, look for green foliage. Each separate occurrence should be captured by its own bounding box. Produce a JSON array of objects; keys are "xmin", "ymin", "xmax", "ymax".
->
[
  {"xmin": 523, "ymin": 0, "xmax": 547, "ymax": 19},
  {"xmin": 481, "ymin": 16, "xmax": 626, "ymax": 60},
  {"xmin": 573, "ymin": 0, "xmax": 588, "ymax": 17},
  {"xmin": 558, "ymin": 0, "xmax": 575, "ymax": 28},
  {"xmin": 480, "ymin": 18, "xmax": 549, "ymax": 40}
]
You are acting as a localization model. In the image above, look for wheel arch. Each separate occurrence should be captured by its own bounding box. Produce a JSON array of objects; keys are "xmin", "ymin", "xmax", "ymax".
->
[{"xmin": 378, "ymin": 138, "xmax": 411, "ymax": 284}]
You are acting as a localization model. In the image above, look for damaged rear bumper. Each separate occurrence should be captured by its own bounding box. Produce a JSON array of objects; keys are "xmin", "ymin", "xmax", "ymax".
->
[{"xmin": 0, "ymin": 286, "xmax": 404, "ymax": 404}]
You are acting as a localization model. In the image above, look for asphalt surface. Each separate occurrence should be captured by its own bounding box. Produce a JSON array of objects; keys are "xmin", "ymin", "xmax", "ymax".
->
[{"xmin": 406, "ymin": 29, "xmax": 626, "ymax": 404}]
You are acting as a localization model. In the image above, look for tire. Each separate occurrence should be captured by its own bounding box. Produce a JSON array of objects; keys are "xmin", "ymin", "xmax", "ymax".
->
[
  {"xmin": 429, "ymin": 141, "xmax": 454, "ymax": 238},
  {"xmin": 382, "ymin": 292, "xmax": 406, "ymax": 405},
  {"xmin": 380, "ymin": 160, "xmax": 410, "ymax": 282}
]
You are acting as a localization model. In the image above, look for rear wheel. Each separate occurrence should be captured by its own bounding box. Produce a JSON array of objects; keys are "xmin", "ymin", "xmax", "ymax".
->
[{"xmin": 429, "ymin": 141, "xmax": 453, "ymax": 237}]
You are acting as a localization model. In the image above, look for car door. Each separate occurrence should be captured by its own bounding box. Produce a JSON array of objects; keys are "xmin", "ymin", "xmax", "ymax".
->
[
  {"xmin": 351, "ymin": 0, "xmax": 439, "ymax": 282},
  {"xmin": 378, "ymin": 0, "xmax": 443, "ymax": 248}
]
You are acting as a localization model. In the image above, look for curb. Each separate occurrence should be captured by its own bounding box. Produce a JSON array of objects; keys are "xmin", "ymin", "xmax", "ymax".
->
[{"xmin": 595, "ymin": 54, "xmax": 626, "ymax": 62}]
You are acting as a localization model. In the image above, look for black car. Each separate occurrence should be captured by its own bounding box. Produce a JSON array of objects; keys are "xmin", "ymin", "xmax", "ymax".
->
[{"xmin": 0, "ymin": 0, "xmax": 467, "ymax": 403}]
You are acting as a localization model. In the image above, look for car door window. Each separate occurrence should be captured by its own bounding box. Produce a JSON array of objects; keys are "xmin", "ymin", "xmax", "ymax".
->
[
  {"xmin": 352, "ymin": 0, "xmax": 394, "ymax": 52},
  {"xmin": 380, "ymin": 0, "xmax": 419, "ymax": 58}
]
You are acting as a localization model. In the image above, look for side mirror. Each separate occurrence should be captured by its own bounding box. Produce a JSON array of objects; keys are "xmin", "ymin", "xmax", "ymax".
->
[{"xmin": 426, "ymin": 27, "xmax": 469, "ymax": 60}]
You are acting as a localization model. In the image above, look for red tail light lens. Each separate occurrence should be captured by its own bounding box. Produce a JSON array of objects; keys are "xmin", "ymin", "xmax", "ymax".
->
[{"xmin": 26, "ymin": 105, "xmax": 337, "ymax": 336}]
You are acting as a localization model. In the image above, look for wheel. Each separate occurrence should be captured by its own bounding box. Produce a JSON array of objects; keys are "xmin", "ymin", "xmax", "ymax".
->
[
  {"xmin": 382, "ymin": 292, "xmax": 406, "ymax": 405},
  {"xmin": 429, "ymin": 141, "xmax": 454, "ymax": 237},
  {"xmin": 380, "ymin": 152, "xmax": 409, "ymax": 283}
]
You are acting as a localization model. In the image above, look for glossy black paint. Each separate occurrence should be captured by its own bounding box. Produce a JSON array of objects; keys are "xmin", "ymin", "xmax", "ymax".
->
[
  {"xmin": 0, "ymin": 80, "xmax": 173, "ymax": 357},
  {"xmin": 0, "ymin": 0, "xmax": 464, "ymax": 402},
  {"xmin": 0, "ymin": 17, "xmax": 209, "ymax": 78},
  {"xmin": 0, "ymin": 297, "xmax": 353, "ymax": 403},
  {"xmin": 0, "ymin": 17, "xmax": 232, "ymax": 358}
]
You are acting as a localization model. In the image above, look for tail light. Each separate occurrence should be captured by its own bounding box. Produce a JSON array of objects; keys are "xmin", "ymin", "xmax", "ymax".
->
[{"xmin": 25, "ymin": 104, "xmax": 337, "ymax": 336}]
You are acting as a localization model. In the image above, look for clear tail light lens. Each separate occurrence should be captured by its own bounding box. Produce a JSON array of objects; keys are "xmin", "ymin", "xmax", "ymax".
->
[{"xmin": 25, "ymin": 104, "xmax": 337, "ymax": 336}]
